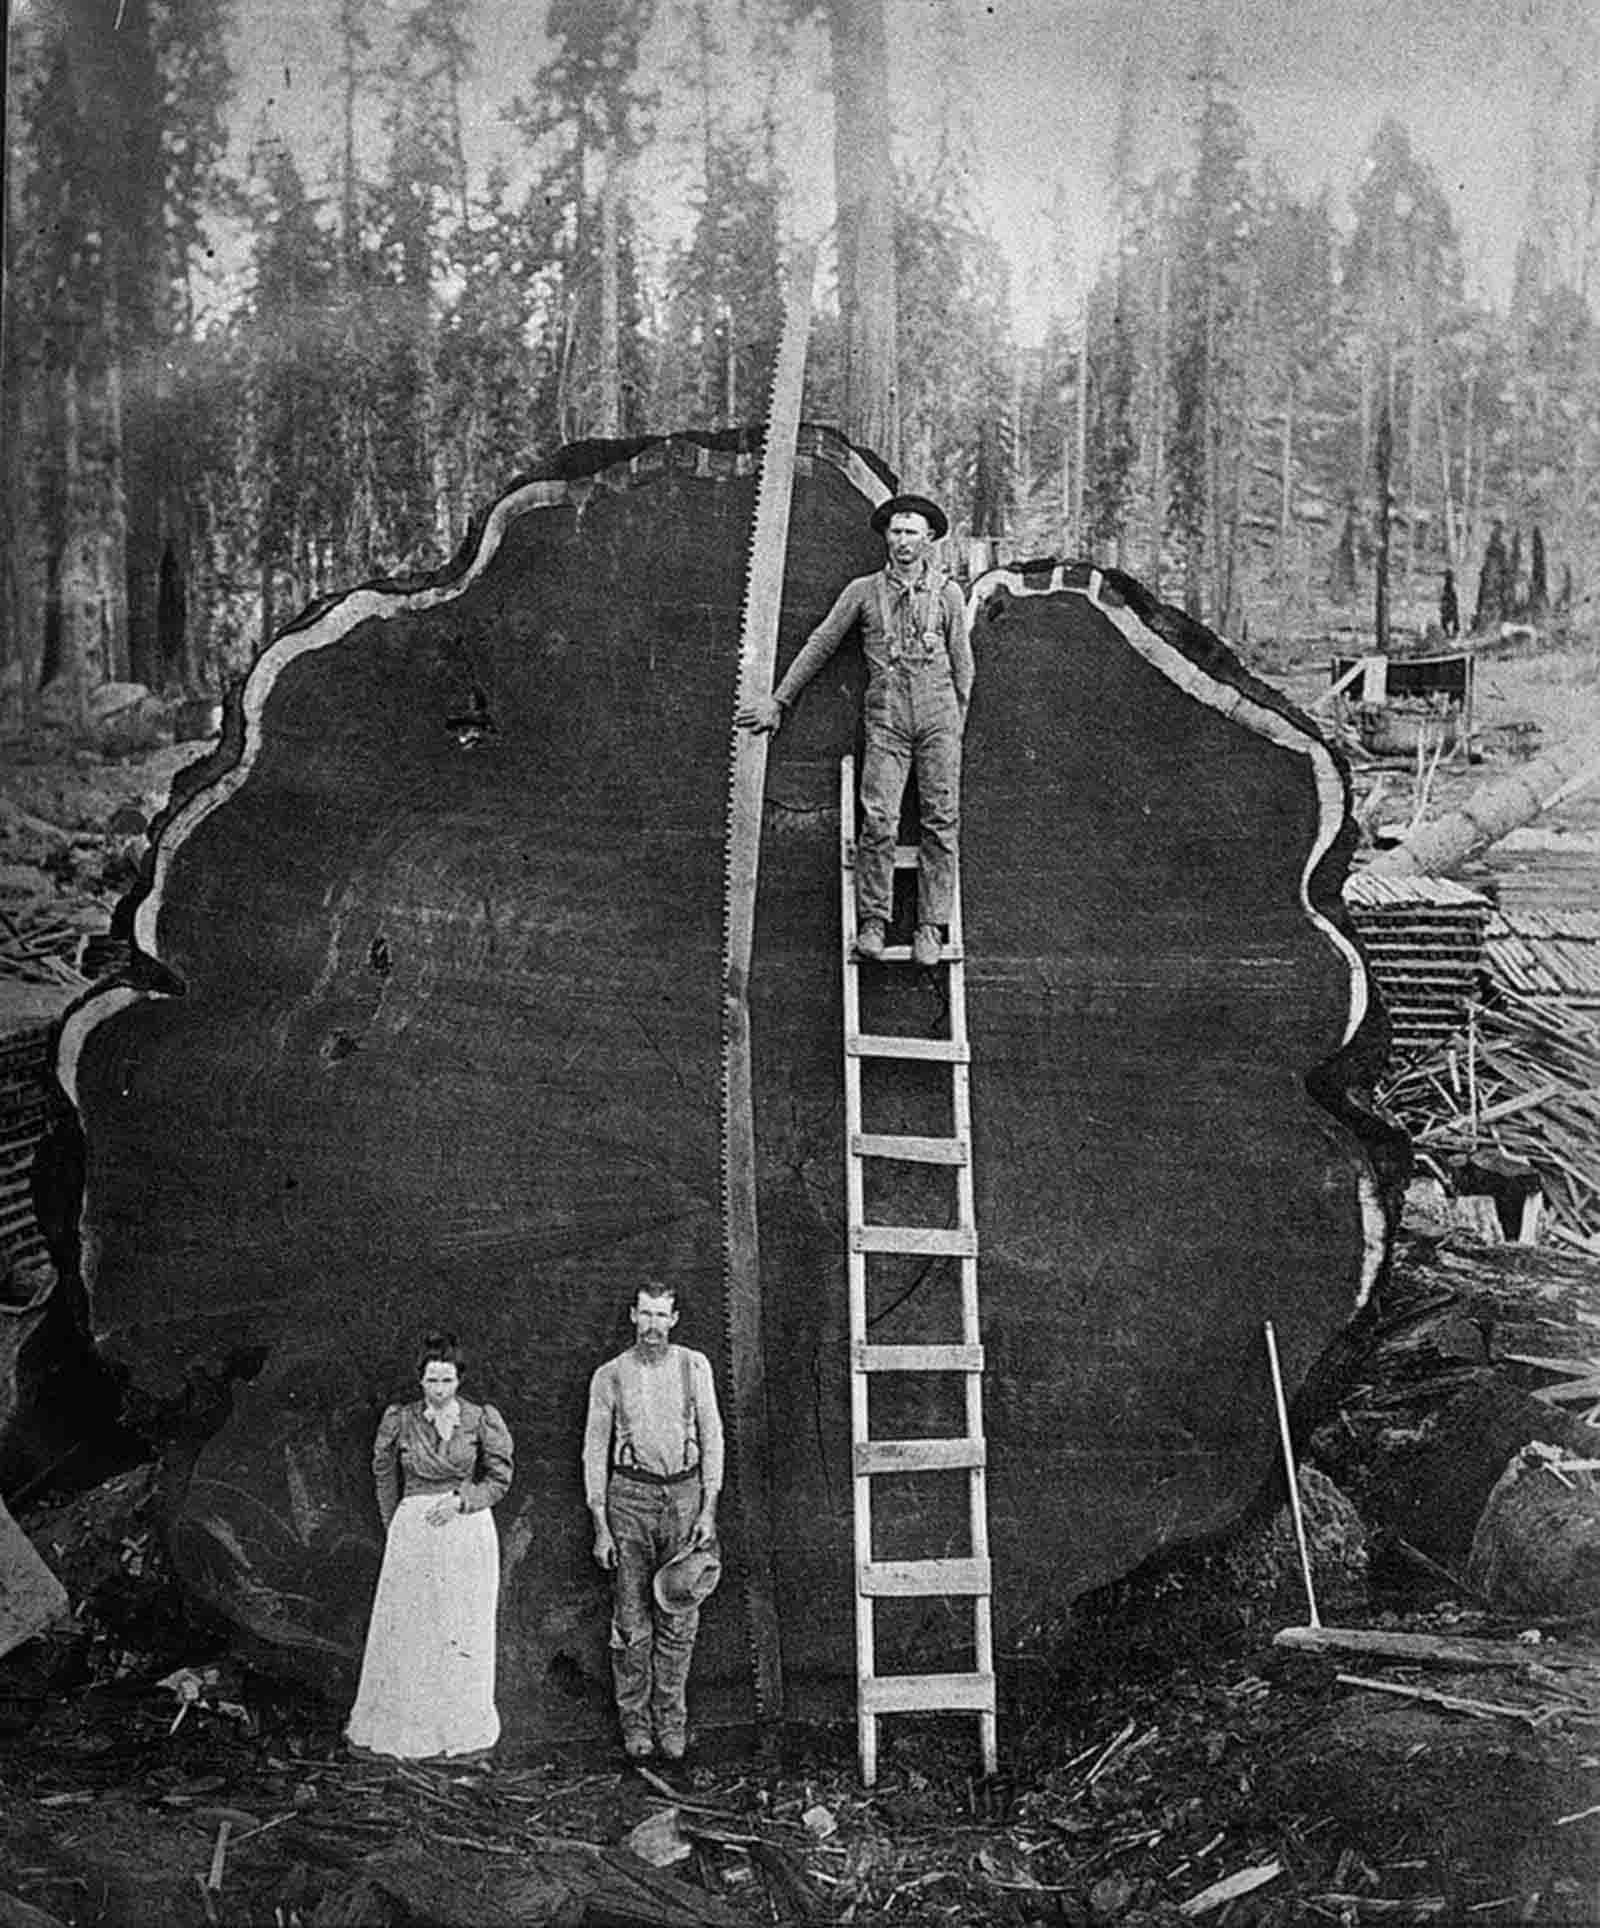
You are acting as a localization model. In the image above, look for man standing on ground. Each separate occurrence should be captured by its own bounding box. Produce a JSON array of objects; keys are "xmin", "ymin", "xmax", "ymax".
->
[
  {"xmin": 584, "ymin": 1281, "xmax": 723, "ymax": 1763},
  {"xmin": 737, "ymin": 494, "xmax": 973, "ymax": 968}
]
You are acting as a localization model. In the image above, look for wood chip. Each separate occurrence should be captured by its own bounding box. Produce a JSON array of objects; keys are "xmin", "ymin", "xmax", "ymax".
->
[
  {"xmin": 1179, "ymin": 1859, "xmax": 1282, "ymax": 1916},
  {"xmin": 1336, "ymin": 1672, "xmax": 1545, "ymax": 1723}
]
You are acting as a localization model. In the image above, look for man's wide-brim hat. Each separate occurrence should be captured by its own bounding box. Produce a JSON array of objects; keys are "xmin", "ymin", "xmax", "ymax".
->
[
  {"xmin": 653, "ymin": 1539, "xmax": 722, "ymax": 1614},
  {"xmin": 870, "ymin": 494, "xmax": 949, "ymax": 541}
]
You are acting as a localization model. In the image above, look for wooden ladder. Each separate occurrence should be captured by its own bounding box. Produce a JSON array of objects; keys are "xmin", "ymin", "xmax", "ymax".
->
[{"xmin": 838, "ymin": 754, "xmax": 997, "ymax": 1786}]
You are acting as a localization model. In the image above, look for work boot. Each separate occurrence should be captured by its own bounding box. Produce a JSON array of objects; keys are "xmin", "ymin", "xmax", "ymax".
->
[
  {"xmin": 856, "ymin": 918, "xmax": 887, "ymax": 960},
  {"xmin": 912, "ymin": 924, "xmax": 942, "ymax": 967},
  {"xmin": 657, "ymin": 1729, "xmax": 687, "ymax": 1763},
  {"xmin": 622, "ymin": 1728, "xmax": 653, "ymax": 1762}
]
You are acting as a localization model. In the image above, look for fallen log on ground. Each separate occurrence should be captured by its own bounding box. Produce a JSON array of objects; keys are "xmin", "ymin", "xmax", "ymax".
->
[
  {"xmin": 1274, "ymin": 1623, "xmax": 1600, "ymax": 1678},
  {"xmin": 1312, "ymin": 1236, "xmax": 1600, "ymax": 1592},
  {"xmin": 39, "ymin": 431, "xmax": 1388, "ymax": 1744},
  {"xmin": 1367, "ymin": 720, "xmax": 1600, "ymax": 879},
  {"xmin": 1467, "ymin": 1441, "xmax": 1600, "ymax": 1617}
]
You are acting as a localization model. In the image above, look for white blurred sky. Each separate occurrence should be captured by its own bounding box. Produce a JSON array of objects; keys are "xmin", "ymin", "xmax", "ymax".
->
[{"xmin": 225, "ymin": 0, "xmax": 1598, "ymax": 341}]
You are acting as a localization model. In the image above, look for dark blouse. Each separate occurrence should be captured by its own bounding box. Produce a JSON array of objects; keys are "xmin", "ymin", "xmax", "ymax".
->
[{"xmin": 371, "ymin": 1399, "xmax": 514, "ymax": 1527}]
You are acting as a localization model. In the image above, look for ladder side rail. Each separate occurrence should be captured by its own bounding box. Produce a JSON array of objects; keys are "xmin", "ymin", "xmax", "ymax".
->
[
  {"xmin": 841, "ymin": 754, "xmax": 880, "ymax": 1783},
  {"xmin": 948, "ymin": 861, "xmax": 998, "ymax": 1773}
]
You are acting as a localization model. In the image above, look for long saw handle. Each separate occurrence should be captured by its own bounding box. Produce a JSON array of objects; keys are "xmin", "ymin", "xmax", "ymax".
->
[{"xmin": 720, "ymin": 243, "xmax": 817, "ymax": 1729}]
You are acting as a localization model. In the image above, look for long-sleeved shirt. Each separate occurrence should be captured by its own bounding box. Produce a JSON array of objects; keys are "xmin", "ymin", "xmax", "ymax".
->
[
  {"xmin": 371, "ymin": 1398, "xmax": 514, "ymax": 1527},
  {"xmin": 773, "ymin": 563, "xmax": 973, "ymax": 712},
  {"xmin": 582, "ymin": 1345, "xmax": 724, "ymax": 1511}
]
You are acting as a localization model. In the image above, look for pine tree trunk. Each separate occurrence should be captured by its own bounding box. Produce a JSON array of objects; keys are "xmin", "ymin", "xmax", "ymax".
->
[
  {"xmin": 597, "ymin": 162, "xmax": 621, "ymax": 438},
  {"xmin": 1276, "ymin": 372, "xmax": 1294, "ymax": 648},
  {"xmin": 829, "ymin": 0, "xmax": 897, "ymax": 466},
  {"xmin": 1074, "ymin": 331, "xmax": 1088, "ymax": 554},
  {"xmin": 1374, "ymin": 395, "xmax": 1393, "ymax": 653},
  {"xmin": 1433, "ymin": 381, "xmax": 1459, "ymax": 573},
  {"xmin": 1405, "ymin": 298, "xmax": 1424, "ymax": 608},
  {"xmin": 1148, "ymin": 252, "xmax": 1168, "ymax": 595},
  {"xmin": 56, "ymin": 349, "xmax": 130, "ymax": 701},
  {"xmin": 1202, "ymin": 247, "xmax": 1221, "ymax": 622}
]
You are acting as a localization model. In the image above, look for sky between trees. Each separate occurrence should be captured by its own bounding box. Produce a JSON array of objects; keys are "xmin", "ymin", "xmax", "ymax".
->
[{"xmin": 224, "ymin": 0, "xmax": 1597, "ymax": 335}]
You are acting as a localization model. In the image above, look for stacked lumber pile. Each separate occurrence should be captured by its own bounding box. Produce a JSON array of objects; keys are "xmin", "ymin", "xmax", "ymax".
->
[
  {"xmin": 0, "ymin": 994, "xmax": 78, "ymax": 1281},
  {"xmin": 0, "ymin": 905, "xmax": 89, "ymax": 992},
  {"xmin": 1342, "ymin": 871, "xmax": 1490, "ymax": 1050},
  {"xmin": 1377, "ymin": 995, "xmax": 1600, "ymax": 1248}
]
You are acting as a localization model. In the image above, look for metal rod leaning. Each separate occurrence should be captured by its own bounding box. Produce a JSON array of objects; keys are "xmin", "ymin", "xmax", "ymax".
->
[{"xmin": 1264, "ymin": 1319, "xmax": 1320, "ymax": 1628}]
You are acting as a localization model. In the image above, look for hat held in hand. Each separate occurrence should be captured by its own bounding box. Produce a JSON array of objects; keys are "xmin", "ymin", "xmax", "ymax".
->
[{"xmin": 653, "ymin": 1538, "xmax": 722, "ymax": 1614}]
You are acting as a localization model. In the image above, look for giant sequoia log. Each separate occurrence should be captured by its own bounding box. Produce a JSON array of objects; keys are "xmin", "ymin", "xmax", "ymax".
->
[{"xmin": 50, "ymin": 430, "xmax": 1385, "ymax": 1745}]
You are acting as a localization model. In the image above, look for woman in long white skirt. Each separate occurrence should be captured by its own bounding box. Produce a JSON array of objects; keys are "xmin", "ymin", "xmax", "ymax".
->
[{"xmin": 347, "ymin": 1336, "xmax": 514, "ymax": 1761}]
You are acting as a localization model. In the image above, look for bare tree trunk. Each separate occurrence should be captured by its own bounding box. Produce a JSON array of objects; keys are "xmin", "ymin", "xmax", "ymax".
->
[
  {"xmin": 597, "ymin": 160, "xmax": 621, "ymax": 438},
  {"xmin": 339, "ymin": 0, "xmax": 362, "ymax": 282},
  {"xmin": 1374, "ymin": 394, "xmax": 1393, "ymax": 652},
  {"xmin": 1148, "ymin": 251, "xmax": 1168, "ymax": 595},
  {"xmin": 829, "ymin": 0, "xmax": 897, "ymax": 466},
  {"xmin": 1203, "ymin": 244, "xmax": 1221, "ymax": 621},
  {"xmin": 259, "ymin": 548, "xmax": 276, "ymax": 656},
  {"xmin": 1276, "ymin": 372, "xmax": 1294, "ymax": 648},
  {"xmin": 1405, "ymin": 297, "xmax": 1424, "ymax": 610},
  {"xmin": 1357, "ymin": 337, "xmax": 1371, "ymax": 519},
  {"xmin": 1060, "ymin": 419, "xmax": 1072, "ymax": 558},
  {"xmin": 1219, "ymin": 269, "xmax": 1257, "ymax": 636},
  {"xmin": 1074, "ymin": 329, "xmax": 1088, "ymax": 554},
  {"xmin": 1433, "ymin": 381, "xmax": 1459, "ymax": 573},
  {"xmin": 57, "ymin": 355, "xmax": 129, "ymax": 703}
]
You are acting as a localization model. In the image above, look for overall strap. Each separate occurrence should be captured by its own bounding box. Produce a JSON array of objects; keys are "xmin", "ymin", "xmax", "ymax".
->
[
  {"xmin": 872, "ymin": 571, "xmax": 899, "ymax": 664},
  {"xmin": 920, "ymin": 568, "xmax": 948, "ymax": 651},
  {"xmin": 679, "ymin": 1348, "xmax": 696, "ymax": 1470},
  {"xmin": 613, "ymin": 1358, "xmax": 637, "ymax": 1467}
]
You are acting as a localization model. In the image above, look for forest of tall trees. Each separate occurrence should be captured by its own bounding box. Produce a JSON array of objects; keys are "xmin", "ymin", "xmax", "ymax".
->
[{"xmin": 4, "ymin": 0, "xmax": 1598, "ymax": 712}]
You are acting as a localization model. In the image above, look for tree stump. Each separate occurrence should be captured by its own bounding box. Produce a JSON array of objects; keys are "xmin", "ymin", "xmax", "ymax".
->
[{"xmin": 46, "ymin": 436, "xmax": 1385, "ymax": 1741}]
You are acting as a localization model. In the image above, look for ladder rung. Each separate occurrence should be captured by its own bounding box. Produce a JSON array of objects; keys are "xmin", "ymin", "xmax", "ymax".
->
[
  {"xmin": 860, "ymin": 1557, "xmax": 991, "ymax": 1597},
  {"xmin": 855, "ymin": 1342, "xmax": 984, "ymax": 1373},
  {"xmin": 860, "ymin": 1672, "xmax": 995, "ymax": 1715},
  {"xmin": 851, "ymin": 1225, "xmax": 977, "ymax": 1256},
  {"xmin": 852, "ymin": 1133, "xmax": 969, "ymax": 1165},
  {"xmin": 847, "ymin": 1034, "xmax": 969, "ymax": 1062},
  {"xmin": 855, "ymin": 1437, "xmax": 986, "ymax": 1474},
  {"xmin": 869, "ymin": 942, "xmax": 964, "ymax": 965}
]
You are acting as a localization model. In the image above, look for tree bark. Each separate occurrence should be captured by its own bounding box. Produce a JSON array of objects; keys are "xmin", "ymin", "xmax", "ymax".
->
[{"xmin": 828, "ymin": 0, "xmax": 897, "ymax": 467}]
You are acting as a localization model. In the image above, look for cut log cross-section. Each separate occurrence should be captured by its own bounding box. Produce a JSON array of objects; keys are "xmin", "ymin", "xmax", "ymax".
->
[{"xmin": 49, "ymin": 445, "xmax": 1385, "ymax": 1747}]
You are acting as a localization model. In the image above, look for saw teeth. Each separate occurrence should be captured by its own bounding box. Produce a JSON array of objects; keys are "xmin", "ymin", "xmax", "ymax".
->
[{"xmin": 717, "ymin": 246, "xmax": 818, "ymax": 1724}]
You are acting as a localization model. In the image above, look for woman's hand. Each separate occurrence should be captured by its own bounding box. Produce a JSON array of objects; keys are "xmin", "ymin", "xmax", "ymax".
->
[
  {"xmin": 689, "ymin": 1504, "xmax": 717, "ymax": 1551},
  {"xmin": 592, "ymin": 1524, "xmax": 618, "ymax": 1571},
  {"xmin": 426, "ymin": 1496, "xmax": 462, "ymax": 1528}
]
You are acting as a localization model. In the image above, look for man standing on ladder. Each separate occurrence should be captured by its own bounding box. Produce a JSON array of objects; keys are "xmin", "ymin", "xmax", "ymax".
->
[{"xmin": 737, "ymin": 494, "xmax": 973, "ymax": 968}]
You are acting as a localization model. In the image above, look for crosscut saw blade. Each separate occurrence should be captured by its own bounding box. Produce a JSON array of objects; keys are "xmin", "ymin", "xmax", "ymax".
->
[{"xmin": 720, "ymin": 243, "xmax": 816, "ymax": 1728}]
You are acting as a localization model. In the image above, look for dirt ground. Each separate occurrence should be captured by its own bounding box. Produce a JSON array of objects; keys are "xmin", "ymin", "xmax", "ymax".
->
[
  {"xmin": 2, "ymin": 1396, "xmax": 1598, "ymax": 1927},
  {"xmin": 3, "ymin": 637, "xmax": 1600, "ymax": 1926}
]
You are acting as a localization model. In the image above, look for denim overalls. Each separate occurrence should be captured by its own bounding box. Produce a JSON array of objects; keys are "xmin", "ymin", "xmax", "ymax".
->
[{"xmin": 856, "ymin": 568, "xmax": 963, "ymax": 928}]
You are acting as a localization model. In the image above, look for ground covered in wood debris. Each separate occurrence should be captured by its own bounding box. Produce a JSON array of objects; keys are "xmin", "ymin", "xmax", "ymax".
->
[
  {"xmin": 4, "ymin": 1267, "xmax": 1599, "ymax": 1928},
  {"xmin": 6, "ymin": 646, "xmax": 1600, "ymax": 1924}
]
